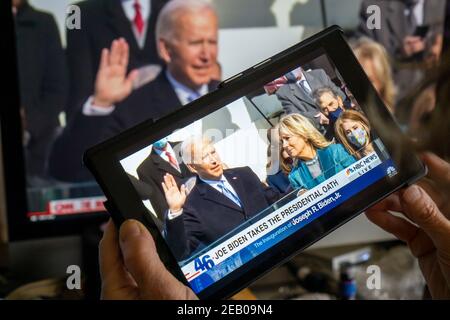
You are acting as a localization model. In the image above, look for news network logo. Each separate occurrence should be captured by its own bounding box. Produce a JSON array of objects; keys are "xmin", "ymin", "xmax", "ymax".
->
[
  {"xmin": 386, "ymin": 166, "xmax": 398, "ymax": 178},
  {"xmin": 345, "ymin": 163, "xmax": 373, "ymax": 178}
]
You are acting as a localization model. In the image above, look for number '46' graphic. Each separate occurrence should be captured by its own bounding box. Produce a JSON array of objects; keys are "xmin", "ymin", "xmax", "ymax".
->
[{"xmin": 194, "ymin": 255, "xmax": 215, "ymax": 272}]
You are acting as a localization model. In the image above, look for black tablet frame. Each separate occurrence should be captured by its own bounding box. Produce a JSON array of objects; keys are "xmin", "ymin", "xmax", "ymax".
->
[{"xmin": 84, "ymin": 26, "xmax": 426, "ymax": 299}]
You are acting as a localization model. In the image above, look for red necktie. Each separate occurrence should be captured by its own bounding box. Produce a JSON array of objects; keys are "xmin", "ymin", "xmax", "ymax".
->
[
  {"xmin": 133, "ymin": 0, "xmax": 144, "ymax": 36},
  {"xmin": 165, "ymin": 151, "xmax": 179, "ymax": 171}
]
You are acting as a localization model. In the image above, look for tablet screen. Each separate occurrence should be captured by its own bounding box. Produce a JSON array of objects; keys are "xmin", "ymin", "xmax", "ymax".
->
[{"xmin": 118, "ymin": 49, "xmax": 398, "ymax": 295}]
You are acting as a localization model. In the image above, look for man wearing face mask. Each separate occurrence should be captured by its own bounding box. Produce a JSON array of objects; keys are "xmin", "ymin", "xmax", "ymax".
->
[
  {"xmin": 313, "ymin": 87, "xmax": 353, "ymax": 140},
  {"xmin": 275, "ymin": 67, "xmax": 347, "ymax": 135},
  {"xmin": 136, "ymin": 138, "xmax": 194, "ymax": 221}
]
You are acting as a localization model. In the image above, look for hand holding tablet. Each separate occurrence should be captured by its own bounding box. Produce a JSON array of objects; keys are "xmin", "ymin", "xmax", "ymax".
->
[{"xmin": 86, "ymin": 26, "xmax": 427, "ymax": 299}]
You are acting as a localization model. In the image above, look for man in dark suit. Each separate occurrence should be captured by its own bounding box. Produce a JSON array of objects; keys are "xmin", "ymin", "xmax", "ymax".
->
[
  {"xmin": 136, "ymin": 138, "xmax": 195, "ymax": 221},
  {"xmin": 49, "ymin": 0, "xmax": 220, "ymax": 182},
  {"xmin": 65, "ymin": 0, "xmax": 167, "ymax": 121},
  {"xmin": 275, "ymin": 67, "xmax": 346, "ymax": 134},
  {"xmin": 358, "ymin": 0, "xmax": 446, "ymax": 104},
  {"xmin": 14, "ymin": 0, "xmax": 67, "ymax": 183},
  {"xmin": 162, "ymin": 136, "xmax": 280, "ymax": 261}
]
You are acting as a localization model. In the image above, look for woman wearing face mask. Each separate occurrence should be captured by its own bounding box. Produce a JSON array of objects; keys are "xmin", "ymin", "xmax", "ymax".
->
[
  {"xmin": 279, "ymin": 114, "xmax": 356, "ymax": 190},
  {"xmin": 334, "ymin": 110, "xmax": 374, "ymax": 159}
]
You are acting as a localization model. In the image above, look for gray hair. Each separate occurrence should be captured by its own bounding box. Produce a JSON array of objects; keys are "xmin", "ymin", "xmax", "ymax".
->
[
  {"xmin": 155, "ymin": 0, "xmax": 216, "ymax": 49},
  {"xmin": 180, "ymin": 135, "xmax": 213, "ymax": 165},
  {"xmin": 312, "ymin": 86, "xmax": 339, "ymax": 105}
]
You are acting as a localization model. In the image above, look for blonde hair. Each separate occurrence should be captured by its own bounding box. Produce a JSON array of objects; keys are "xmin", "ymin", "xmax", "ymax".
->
[
  {"xmin": 352, "ymin": 38, "xmax": 396, "ymax": 111},
  {"xmin": 334, "ymin": 110, "xmax": 372, "ymax": 159},
  {"xmin": 278, "ymin": 114, "xmax": 331, "ymax": 173}
]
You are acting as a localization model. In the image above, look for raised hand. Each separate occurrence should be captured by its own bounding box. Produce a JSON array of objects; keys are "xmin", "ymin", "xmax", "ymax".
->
[
  {"xmin": 93, "ymin": 38, "xmax": 139, "ymax": 107},
  {"xmin": 162, "ymin": 173, "xmax": 187, "ymax": 213},
  {"xmin": 315, "ymin": 112, "xmax": 330, "ymax": 125}
]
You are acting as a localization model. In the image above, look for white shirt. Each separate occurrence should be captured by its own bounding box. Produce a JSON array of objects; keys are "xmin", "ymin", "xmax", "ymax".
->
[
  {"xmin": 168, "ymin": 175, "xmax": 240, "ymax": 220},
  {"xmin": 121, "ymin": 0, "xmax": 151, "ymax": 48},
  {"xmin": 199, "ymin": 175, "xmax": 240, "ymax": 203},
  {"xmin": 297, "ymin": 72, "xmax": 312, "ymax": 94},
  {"xmin": 412, "ymin": 0, "xmax": 425, "ymax": 26},
  {"xmin": 405, "ymin": 0, "xmax": 425, "ymax": 26},
  {"xmin": 165, "ymin": 70, "xmax": 208, "ymax": 106},
  {"xmin": 164, "ymin": 70, "xmax": 208, "ymax": 142}
]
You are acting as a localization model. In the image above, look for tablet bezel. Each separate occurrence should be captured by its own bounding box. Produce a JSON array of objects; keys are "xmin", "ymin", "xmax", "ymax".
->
[{"xmin": 84, "ymin": 26, "xmax": 426, "ymax": 299}]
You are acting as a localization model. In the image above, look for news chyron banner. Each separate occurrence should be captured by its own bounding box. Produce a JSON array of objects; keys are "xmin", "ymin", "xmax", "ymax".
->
[{"xmin": 181, "ymin": 152, "xmax": 398, "ymax": 293}]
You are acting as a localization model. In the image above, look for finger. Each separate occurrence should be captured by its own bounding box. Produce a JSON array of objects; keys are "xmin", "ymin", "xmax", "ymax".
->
[
  {"xmin": 365, "ymin": 210, "xmax": 418, "ymax": 243},
  {"xmin": 99, "ymin": 48, "xmax": 109, "ymax": 71},
  {"xmin": 365, "ymin": 211, "xmax": 435, "ymax": 258},
  {"xmin": 168, "ymin": 174, "xmax": 177, "ymax": 187},
  {"xmin": 166, "ymin": 173, "xmax": 175, "ymax": 189},
  {"xmin": 109, "ymin": 39, "xmax": 121, "ymax": 66},
  {"xmin": 180, "ymin": 184, "xmax": 187, "ymax": 196},
  {"xmin": 400, "ymin": 185, "xmax": 450, "ymax": 247},
  {"xmin": 421, "ymin": 152, "xmax": 450, "ymax": 184},
  {"xmin": 99, "ymin": 220, "xmax": 137, "ymax": 290},
  {"xmin": 366, "ymin": 193, "xmax": 402, "ymax": 213},
  {"xmin": 416, "ymin": 178, "xmax": 446, "ymax": 209},
  {"xmin": 161, "ymin": 181, "xmax": 168, "ymax": 194},
  {"xmin": 119, "ymin": 39, "xmax": 130, "ymax": 68},
  {"xmin": 163, "ymin": 174, "xmax": 173, "ymax": 189},
  {"xmin": 119, "ymin": 219, "xmax": 197, "ymax": 300}
]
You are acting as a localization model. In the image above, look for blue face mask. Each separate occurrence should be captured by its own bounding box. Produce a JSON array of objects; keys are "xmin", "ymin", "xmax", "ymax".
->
[
  {"xmin": 328, "ymin": 108, "xmax": 343, "ymax": 122},
  {"xmin": 153, "ymin": 137, "xmax": 168, "ymax": 150},
  {"xmin": 346, "ymin": 127, "xmax": 367, "ymax": 148}
]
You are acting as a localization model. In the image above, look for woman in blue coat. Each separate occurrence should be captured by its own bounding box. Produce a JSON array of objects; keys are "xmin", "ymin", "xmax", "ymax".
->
[{"xmin": 278, "ymin": 114, "xmax": 356, "ymax": 190}]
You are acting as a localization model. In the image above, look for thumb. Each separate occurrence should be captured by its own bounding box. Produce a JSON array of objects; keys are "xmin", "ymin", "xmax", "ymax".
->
[
  {"xmin": 119, "ymin": 219, "xmax": 196, "ymax": 300},
  {"xmin": 400, "ymin": 185, "xmax": 450, "ymax": 248}
]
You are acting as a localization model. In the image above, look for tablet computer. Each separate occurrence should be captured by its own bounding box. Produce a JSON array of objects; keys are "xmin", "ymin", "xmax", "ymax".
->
[{"xmin": 84, "ymin": 26, "xmax": 426, "ymax": 299}]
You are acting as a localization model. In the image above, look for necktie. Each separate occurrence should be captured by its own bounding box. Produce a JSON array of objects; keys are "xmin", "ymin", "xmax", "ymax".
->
[
  {"xmin": 187, "ymin": 92, "xmax": 200, "ymax": 103},
  {"xmin": 218, "ymin": 181, "xmax": 242, "ymax": 208},
  {"xmin": 164, "ymin": 150, "xmax": 179, "ymax": 171},
  {"xmin": 299, "ymin": 79, "xmax": 311, "ymax": 95},
  {"xmin": 133, "ymin": 0, "xmax": 144, "ymax": 36}
]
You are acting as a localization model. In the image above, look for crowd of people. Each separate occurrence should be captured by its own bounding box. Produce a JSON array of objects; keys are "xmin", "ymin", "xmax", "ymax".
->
[{"xmin": 12, "ymin": 0, "xmax": 450, "ymax": 299}]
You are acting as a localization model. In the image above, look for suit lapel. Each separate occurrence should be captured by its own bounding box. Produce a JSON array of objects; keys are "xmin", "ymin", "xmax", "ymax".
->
[
  {"xmin": 150, "ymin": 149, "xmax": 183, "ymax": 178},
  {"xmin": 290, "ymin": 79, "xmax": 316, "ymax": 107},
  {"xmin": 142, "ymin": 0, "xmax": 160, "ymax": 54},
  {"xmin": 152, "ymin": 71, "xmax": 183, "ymax": 120},
  {"xmin": 208, "ymin": 80, "xmax": 220, "ymax": 93},
  {"xmin": 197, "ymin": 178, "xmax": 243, "ymax": 212},
  {"xmin": 386, "ymin": 1, "xmax": 408, "ymax": 42},
  {"xmin": 105, "ymin": 0, "xmax": 141, "ymax": 57}
]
